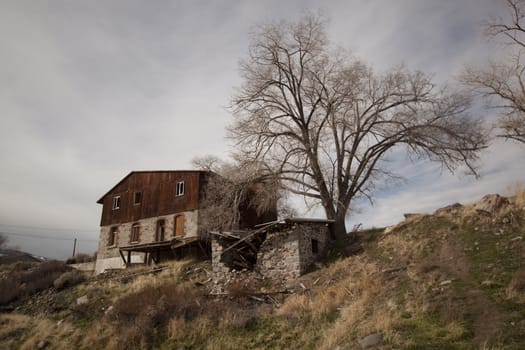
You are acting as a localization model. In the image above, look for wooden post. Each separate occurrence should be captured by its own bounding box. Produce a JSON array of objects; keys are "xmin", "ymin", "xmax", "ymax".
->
[{"xmin": 72, "ymin": 238, "xmax": 77, "ymax": 257}]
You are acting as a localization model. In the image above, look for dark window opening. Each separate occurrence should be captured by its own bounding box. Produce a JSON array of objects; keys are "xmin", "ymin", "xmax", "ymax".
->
[
  {"xmin": 108, "ymin": 227, "xmax": 118, "ymax": 246},
  {"xmin": 311, "ymin": 239, "xmax": 319, "ymax": 254},
  {"xmin": 175, "ymin": 181, "xmax": 185, "ymax": 196},
  {"xmin": 133, "ymin": 191, "xmax": 142, "ymax": 205},
  {"xmin": 112, "ymin": 196, "xmax": 121, "ymax": 210},
  {"xmin": 156, "ymin": 220, "xmax": 165, "ymax": 241},
  {"xmin": 131, "ymin": 223, "xmax": 140, "ymax": 243}
]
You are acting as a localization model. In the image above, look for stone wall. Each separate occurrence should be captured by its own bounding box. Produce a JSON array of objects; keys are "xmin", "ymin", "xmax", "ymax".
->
[
  {"xmin": 256, "ymin": 222, "xmax": 330, "ymax": 280},
  {"xmin": 297, "ymin": 223, "xmax": 330, "ymax": 272},
  {"xmin": 211, "ymin": 238, "xmax": 230, "ymax": 281},
  {"xmin": 95, "ymin": 210, "xmax": 199, "ymax": 273},
  {"xmin": 211, "ymin": 221, "xmax": 332, "ymax": 283},
  {"xmin": 256, "ymin": 229, "xmax": 301, "ymax": 280}
]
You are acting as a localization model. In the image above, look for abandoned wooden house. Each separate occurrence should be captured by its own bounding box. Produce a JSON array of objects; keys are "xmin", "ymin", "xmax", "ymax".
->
[{"xmin": 94, "ymin": 170, "xmax": 276, "ymax": 273}]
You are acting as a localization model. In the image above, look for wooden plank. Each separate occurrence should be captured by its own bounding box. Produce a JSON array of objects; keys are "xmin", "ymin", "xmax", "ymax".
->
[
  {"xmin": 220, "ymin": 222, "xmax": 280, "ymax": 255},
  {"xmin": 100, "ymin": 171, "xmax": 207, "ymax": 226},
  {"xmin": 119, "ymin": 249, "xmax": 127, "ymax": 266},
  {"xmin": 175, "ymin": 215, "xmax": 185, "ymax": 237}
]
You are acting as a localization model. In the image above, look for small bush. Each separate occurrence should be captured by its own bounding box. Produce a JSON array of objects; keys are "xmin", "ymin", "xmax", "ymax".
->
[
  {"xmin": 510, "ymin": 269, "xmax": 525, "ymax": 293},
  {"xmin": 66, "ymin": 253, "xmax": 96, "ymax": 264},
  {"xmin": 20, "ymin": 261, "xmax": 70, "ymax": 295},
  {"xmin": 0, "ymin": 278, "xmax": 21, "ymax": 305},
  {"xmin": 108, "ymin": 281, "xmax": 261, "ymax": 349},
  {"xmin": 53, "ymin": 270, "xmax": 86, "ymax": 290},
  {"xmin": 0, "ymin": 260, "xmax": 71, "ymax": 305}
]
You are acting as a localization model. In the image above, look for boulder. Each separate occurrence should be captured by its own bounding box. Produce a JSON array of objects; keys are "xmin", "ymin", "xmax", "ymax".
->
[
  {"xmin": 435, "ymin": 203, "xmax": 463, "ymax": 216},
  {"xmin": 474, "ymin": 194, "xmax": 509, "ymax": 214},
  {"xmin": 359, "ymin": 332, "xmax": 383, "ymax": 349},
  {"xmin": 76, "ymin": 295, "xmax": 88, "ymax": 305}
]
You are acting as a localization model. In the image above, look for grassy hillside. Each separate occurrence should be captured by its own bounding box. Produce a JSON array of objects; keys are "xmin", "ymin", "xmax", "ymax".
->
[{"xmin": 0, "ymin": 192, "xmax": 524, "ymax": 349}]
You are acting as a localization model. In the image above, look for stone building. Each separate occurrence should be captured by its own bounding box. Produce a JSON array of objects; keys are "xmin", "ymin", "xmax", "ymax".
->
[
  {"xmin": 95, "ymin": 170, "xmax": 277, "ymax": 274},
  {"xmin": 211, "ymin": 218, "xmax": 333, "ymax": 281},
  {"xmin": 95, "ymin": 171, "xmax": 209, "ymax": 273}
]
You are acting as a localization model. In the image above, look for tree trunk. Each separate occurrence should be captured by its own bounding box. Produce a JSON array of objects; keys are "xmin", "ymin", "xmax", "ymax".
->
[{"xmin": 330, "ymin": 216, "xmax": 347, "ymax": 241}]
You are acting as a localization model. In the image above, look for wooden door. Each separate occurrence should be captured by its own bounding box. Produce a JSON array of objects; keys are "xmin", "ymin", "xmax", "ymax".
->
[{"xmin": 174, "ymin": 215, "xmax": 185, "ymax": 237}]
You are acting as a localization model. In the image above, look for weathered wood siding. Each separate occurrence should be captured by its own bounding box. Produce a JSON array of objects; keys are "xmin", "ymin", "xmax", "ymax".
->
[{"xmin": 99, "ymin": 171, "xmax": 207, "ymax": 226}]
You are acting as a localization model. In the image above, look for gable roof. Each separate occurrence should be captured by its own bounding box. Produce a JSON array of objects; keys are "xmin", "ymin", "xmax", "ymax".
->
[{"xmin": 96, "ymin": 170, "xmax": 210, "ymax": 204}]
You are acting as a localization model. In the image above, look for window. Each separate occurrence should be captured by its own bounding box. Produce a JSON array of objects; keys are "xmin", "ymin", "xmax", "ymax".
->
[
  {"xmin": 130, "ymin": 223, "xmax": 140, "ymax": 243},
  {"xmin": 175, "ymin": 181, "xmax": 185, "ymax": 196},
  {"xmin": 108, "ymin": 227, "xmax": 118, "ymax": 246},
  {"xmin": 112, "ymin": 196, "xmax": 121, "ymax": 210},
  {"xmin": 155, "ymin": 220, "xmax": 165, "ymax": 241},
  {"xmin": 133, "ymin": 191, "xmax": 142, "ymax": 205},
  {"xmin": 311, "ymin": 239, "xmax": 319, "ymax": 254}
]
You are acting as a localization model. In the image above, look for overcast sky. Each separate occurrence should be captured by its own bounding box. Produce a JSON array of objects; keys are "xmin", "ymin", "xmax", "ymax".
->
[{"xmin": 1, "ymin": 0, "xmax": 523, "ymax": 259}]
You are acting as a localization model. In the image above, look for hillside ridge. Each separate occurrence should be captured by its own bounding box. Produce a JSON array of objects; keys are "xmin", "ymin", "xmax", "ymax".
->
[{"xmin": 0, "ymin": 191, "xmax": 524, "ymax": 349}]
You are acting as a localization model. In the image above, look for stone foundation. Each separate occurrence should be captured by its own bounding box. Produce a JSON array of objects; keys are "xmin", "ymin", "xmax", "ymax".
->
[{"xmin": 95, "ymin": 210, "xmax": 199, "ymax": 273}]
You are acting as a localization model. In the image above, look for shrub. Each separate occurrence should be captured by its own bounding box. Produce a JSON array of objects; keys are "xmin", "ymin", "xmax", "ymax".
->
[
  {"xmin": 510, "ymin": 269, "xmax": 525, "ymax": 293},
  {"xmin": 108, "ymin": 281, "xmax": 260, "ymax": 349},
  {"xmin": 53, "ymin": 270, "xmax": 86, "ymax": 290},
  {"xmin": 20, "ymin": 261, "xmax": 70, "ymax": 295},
  {"xmin": 66, "ymin": 253, "xmax": 96, "ymax": 264},
  {"xmin": 0, "ymin": 260, "xmax": 71, "ymax": 305},
  {"xmin": 0, "ymin": 278, "xmax": 21, "ymax": 305}
]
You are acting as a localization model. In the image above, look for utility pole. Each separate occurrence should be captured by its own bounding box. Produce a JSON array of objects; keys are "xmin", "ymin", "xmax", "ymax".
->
[{"xmin": 72, "ymin": 238, "xmax": 77, "ymax": 257}]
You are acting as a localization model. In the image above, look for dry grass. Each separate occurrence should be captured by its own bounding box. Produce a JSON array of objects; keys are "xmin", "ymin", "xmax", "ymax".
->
[
  {"xmin": 509, "ymin": 268, "xmax": 525, "ymax": 292},
  {"xmin": 0, "ymin": 260, "xmax": 71, "ymax": 305},
  {"xmin": 53, "ymin": 269, "xmax": 86, "ymax": 290},
  {"xmin": 317, "ymin": 266, "xmax": 386, "ymax": 349},
  {"xmin": 167, "ymin": 315, "xmax": 213, "ymax": 340},
  {"xmin": 505, "ymin": 181, "xmax": 525, "ymax": 208},
  {"xmin": 0, "ymin": 314, "xmax": 82, "ymax": 350},
  {"xmin": 3, "ymin": 193, "xmax": 525, "ymax": 350},
  {"xmin": 379, "ymin": 231, "xmax": 428, "ymax": 260},
  {"xmin": 0, "ymin": 314, "xmax": 32, "ymax": 350}
]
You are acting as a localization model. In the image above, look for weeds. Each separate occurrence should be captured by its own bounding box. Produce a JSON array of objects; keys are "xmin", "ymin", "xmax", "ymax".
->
[
  {"xmin": 54, "ymin": 270, "xmax": 86, "ymax": 290},
  {"xmin": 0, "ymin": 260, "xmax": 70, "ymax": 305}
]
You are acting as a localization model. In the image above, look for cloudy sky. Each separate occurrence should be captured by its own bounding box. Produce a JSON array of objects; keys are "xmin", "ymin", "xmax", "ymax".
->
[{"xmin": 1, "ymin": 0, "xmax": 523, "ymax": 259}]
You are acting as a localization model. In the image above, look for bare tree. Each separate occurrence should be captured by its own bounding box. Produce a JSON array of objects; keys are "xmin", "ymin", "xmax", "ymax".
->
[
  {"xmin": 192, "ymin": 156, "xmax": 280, "ymax": 238},
  {"xmin": 462, "ymin": 0, "xmax": 525, "ymax": 143},
  {"xmin": 229, "ymin": 14, "xmax": 488, "ymax": 240}
]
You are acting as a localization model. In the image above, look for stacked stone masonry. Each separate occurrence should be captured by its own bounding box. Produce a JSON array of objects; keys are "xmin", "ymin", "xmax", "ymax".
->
[
  {"xmin": 211, "ymin": 222, "xmax": 330, "ymax": 282},
  {"xmin": 95, "ymin": 210, "xmax": 199, "ymax": 273}
]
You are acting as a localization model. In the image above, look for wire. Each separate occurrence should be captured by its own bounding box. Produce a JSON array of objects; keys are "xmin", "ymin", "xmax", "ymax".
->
[
  {"xmin": 0, "ymin": 231, "xmax": 98, "ymax": 242},
  {"xmin": 0, "ymin": 223, "xmax": 98, "ymax": 233}
]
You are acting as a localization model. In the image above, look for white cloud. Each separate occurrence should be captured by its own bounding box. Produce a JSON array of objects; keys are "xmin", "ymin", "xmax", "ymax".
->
[{"xmin": 0, "ymin": 0, "xmax": 520, "ymax": 258}]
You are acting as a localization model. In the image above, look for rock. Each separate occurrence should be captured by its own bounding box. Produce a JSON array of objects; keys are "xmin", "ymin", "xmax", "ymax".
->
[
  {"xmin": 474, "ymin": 194, "xmax": 509, "ymax": 214},
  {"xmin": 435, "ymin": 203, "xmax": 463, "ymax": 216},
  {"xmin": 384, "ymin": 225, "xmax": 396, "ymax": 234},
  {"xmin": 76, "ymin": 295, "xmax": 88, "ymax": 305},
  {"xmin": 359, "ymin": 332, "xmax": 383, "ymax": 349},
  {"xmin": 104, "ymin": 305, "xmax": 114, "ymax": 315},
  {"xmin": 37, "ymin": 340, "xmax": 49, "ymax": 349},
  {"xmin": 403, "ymin": 213, "xmax": 421, "ymax": 219}
]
